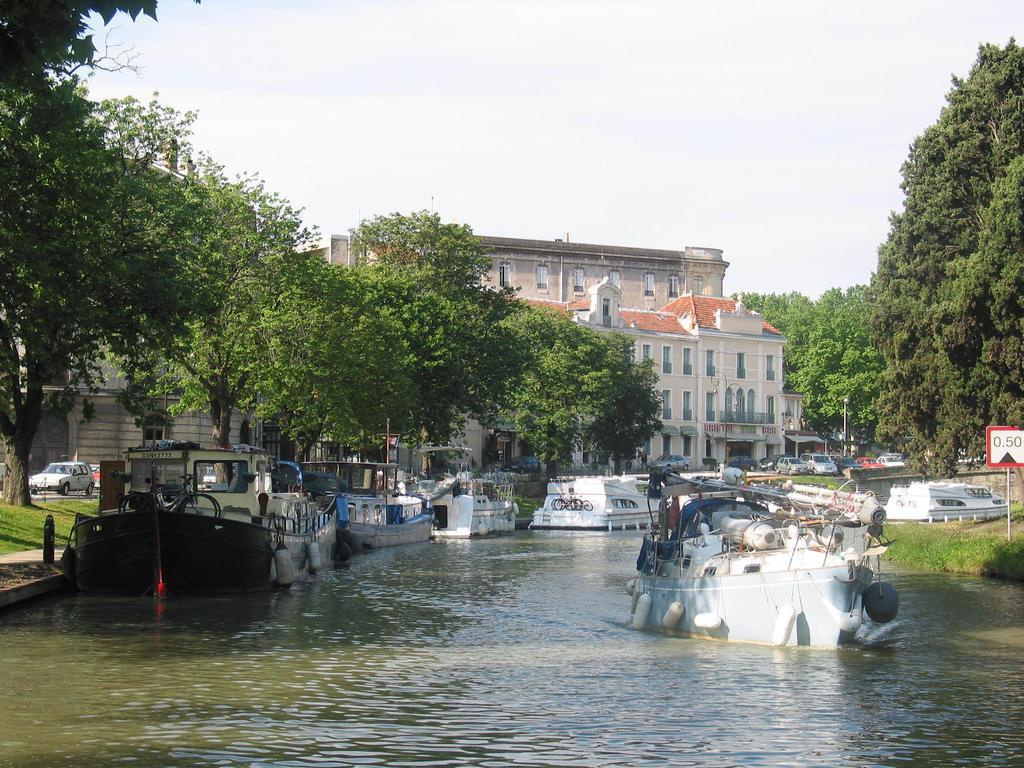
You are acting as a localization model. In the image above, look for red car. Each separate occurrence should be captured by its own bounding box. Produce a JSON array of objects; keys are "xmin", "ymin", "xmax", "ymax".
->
[{"xmin": 855, "ymin": 456, "xmax": 885, "ymax": 469}]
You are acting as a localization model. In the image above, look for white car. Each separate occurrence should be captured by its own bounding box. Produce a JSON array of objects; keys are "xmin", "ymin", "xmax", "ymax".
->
[
  {"xmin": 29, "ymin": 461, "xmax": 95, "ymax": 495},
  {"xmin": 879, "ymin": 453, "xmax": 907, "ymax": 468},
  {"xmin": 800, "ymin": 453, "xmax": 838, "ymax": 476}
]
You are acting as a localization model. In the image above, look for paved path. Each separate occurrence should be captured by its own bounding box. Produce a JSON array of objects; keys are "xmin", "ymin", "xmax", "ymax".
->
[{"xmin": 0, "ymin": 548, "xmax": 66, "ymax": 610}]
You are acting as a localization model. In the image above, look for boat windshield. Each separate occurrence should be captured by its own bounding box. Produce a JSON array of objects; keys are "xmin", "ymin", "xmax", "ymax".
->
[
  {"xmin": 194, "ymin": 460, "xmax": 249, "ymax": 493},
  {"xmin": 130, "ymin": 458, "xmax": 187, "ymax": 492}
]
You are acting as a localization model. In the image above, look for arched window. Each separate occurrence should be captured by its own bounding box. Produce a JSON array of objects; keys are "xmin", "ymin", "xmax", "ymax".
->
[
  {"xmin": 724, "ymin": 387, "xmax": 733, "ymax": 418},
  {"xmin": 747, "ymin": 389, "xmax": 756, "ymax": 416},
  {"xmin": 735, "ymin": 388, "xmax": 745, "ymax": 417}
]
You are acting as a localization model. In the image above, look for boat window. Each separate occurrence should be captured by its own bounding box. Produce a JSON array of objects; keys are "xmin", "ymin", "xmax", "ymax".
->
[
  {"xmin": 936, "ymin": 499, "xmax": 967, "ymax": 507},
  {"xmin": 195, "ymin": 460, "xmax": 249, "ymax": 493},
  {"xmin": 965, "ymin": 488, "xmax": 991, "ymax": 498},
  {"xmin": 131, "ymin": 458, "xmax": 187, "ymax": 492}
]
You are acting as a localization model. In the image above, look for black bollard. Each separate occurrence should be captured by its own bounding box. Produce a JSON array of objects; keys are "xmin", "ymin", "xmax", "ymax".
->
[{"xmin": 43, "ymin": 514, "xmax": 55, "ymax": 564}]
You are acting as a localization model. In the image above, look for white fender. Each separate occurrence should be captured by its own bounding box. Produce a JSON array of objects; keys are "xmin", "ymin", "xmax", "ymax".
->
[
  {"xmin": 822, "ymin": 599, "xmax": 863, "ymax": 632},
  {"xmin": 306, "ymin": 540, "xmax": 322, "ymax": 572},
  {"xmin": 772, "ymin": 605, "xmax": 797, "ymax": 646},
  {"xmin": 693, "ymin": 612, "xmax": 722, "ymax": 630},
  {"xmin": 625, "ymin": 578, "xmax": 637, "ymax": 596},
  {"xmin": 662, "ymin": 601, "xmax": 685, "ymax": 628},
  {"xmin": 274, "ymin": 546, "xmax": 296, "ymax": 587},
  {"xmin": 632, "ymin": 592, "xmax": 652, "ymax": 629}
]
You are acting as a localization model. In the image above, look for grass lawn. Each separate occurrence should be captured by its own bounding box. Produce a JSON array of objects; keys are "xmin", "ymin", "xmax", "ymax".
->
[
  {"xmin": 514, "ymin": 495, "xmax": 541, "ymax": 518},
  {"xmin": 0, "ymin": 499, "xmax": 96, "ymax": 554},
  {"xmin": 884, "ymin": 506, "xmax": 1024, "ymax": 579}
]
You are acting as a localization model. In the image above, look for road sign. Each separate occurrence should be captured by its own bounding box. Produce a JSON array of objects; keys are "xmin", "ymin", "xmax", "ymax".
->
[{"xmin": 986, "ymin": 426, "xmax": 1024, "ymax": 468}]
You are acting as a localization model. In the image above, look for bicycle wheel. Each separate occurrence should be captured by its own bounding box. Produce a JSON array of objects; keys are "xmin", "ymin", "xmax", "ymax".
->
[
  {"xmin": 582, "ymin": 500, "xmax": 594, "ymax": 511},
  {"xmin": 552, "ymin": 498, "xmax": 566, "ymax": 511}
]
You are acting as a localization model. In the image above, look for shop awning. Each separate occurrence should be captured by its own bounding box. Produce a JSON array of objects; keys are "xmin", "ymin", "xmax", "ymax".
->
[
  {"xmin": 681, "ymin": 426, "xmax": 700, "ymax": 436},
  {"xmin": 786, "ymin": 434, "xmax": 825, "ymax": 445}
]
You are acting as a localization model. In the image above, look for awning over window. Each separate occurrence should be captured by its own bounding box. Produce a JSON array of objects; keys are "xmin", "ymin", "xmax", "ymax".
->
[{"xmin": 681, "ymin": 426, "xmax": 700, "ymax": 436}]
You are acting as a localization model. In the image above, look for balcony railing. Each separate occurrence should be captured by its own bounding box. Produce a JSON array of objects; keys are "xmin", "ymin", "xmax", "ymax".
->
[{"xmin": 720, "ymin": 410, "xmax": 775, "ymax": 425}]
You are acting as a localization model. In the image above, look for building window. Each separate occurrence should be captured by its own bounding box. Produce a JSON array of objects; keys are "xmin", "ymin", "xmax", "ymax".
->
[
  {"xmin": 499, "ymin": 262, "xmax": 511, "ymax": 288},
  {"xmin": 662, "ymin": 345, "xmax": 672, "ymax": 374},
  {"xmin": 705, "ymin": 437, "xmax": 712, "ymax": 457},
  {"xmin": 736, "ymin": 352, "xmax": 746, "ymax": 379},
  {"xmin": 706, "ymin": 350, "xmax": 715, "ymax": 376},
  {"xmin": 683, "ymin": 435, "xmax": 692, "ymax": 455},
  {"xmin": 767, "ymin": 396, "xmax": 776, "ymax": 421},
  {"xmin": 693, "ymin": 275, "xmax": 704, "ymax": 295},
  {"xmin": 735, "ymin": 388, "xmax": 745, "ymax": 418},
  {"xmin": 143, "ymin": 425, "xmax": 165, "ymax": 444},
  {"xmin": 643, "ymin": 272, "xmax": 655, "ymax": 296},
  {"xmin": 572, "ymin": 267, "xmax": 584, "ymax": 292},
  {"xmin": 642, "ymin": 343, "xmax": 652, "ymax": 360},
  {"xmin": 725, "ymin": 387, "xmax": 734, "ymax": 419},
  {"xmin": 766, "ymin": 354, "xmax": 775, "ymax": 381},
  {"xmin": 601, "ymin": 297, "xmax": 611, "ymax": 327},
  {"xmin": 668, "ymin": 275, "xmax": 680, "ymax": 298},
  {"xmin": 662, "ymin": 433, "xmax": 672, "ymax": 455},
  {"xmin": 536, "ymin": 264, "xmax": 548, "ymax": 289},
  {"xmin": 682, "ymin": 348, "xmax": 692, "ymax": 375},
  {"xmin": 662, "ymin": 389, "xmax": 672, "ymax": 420},
  {"xmin": 610, "ymin": 270, "xmax": 620, "ymax": 288},
  {"xmin": 682, "ymin": 391, "xmax": 692, "ymax": 421},
  {"xmin": 747, "ymin": 389, "xmax": 756, "ymax": 416},
  {"xmin": 705, "ymin": 391, "xmax": 714, "ymax": 421}
]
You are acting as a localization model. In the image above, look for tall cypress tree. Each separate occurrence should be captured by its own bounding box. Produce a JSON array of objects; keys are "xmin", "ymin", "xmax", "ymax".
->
[{"xmin": 872, "ymin": 40, "xmax": 1024, "ymax": 473}]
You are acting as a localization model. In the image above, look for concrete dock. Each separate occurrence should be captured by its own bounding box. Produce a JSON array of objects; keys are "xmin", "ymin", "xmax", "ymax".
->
[{"xmin": 0, "ymin": 549, "xmax": 66, "ymax": 610}]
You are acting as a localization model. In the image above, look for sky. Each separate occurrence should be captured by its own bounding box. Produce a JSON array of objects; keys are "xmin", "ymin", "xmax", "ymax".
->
[{"xmin": 83, "ymin": 0, "xmax": 1024, "ymax": 297}]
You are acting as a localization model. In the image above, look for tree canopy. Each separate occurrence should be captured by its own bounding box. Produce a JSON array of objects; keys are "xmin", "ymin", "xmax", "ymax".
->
[
  {"xmin": 0, "ymin": 80, "xmax": 203, "ymax": 502},
  {"xmin": 742, "ymin": 288, "xmax": 883, "ymax": 446},
  {"xmin": 871, "ymin": 40, "xmax": 1024, "ymax": 474}
]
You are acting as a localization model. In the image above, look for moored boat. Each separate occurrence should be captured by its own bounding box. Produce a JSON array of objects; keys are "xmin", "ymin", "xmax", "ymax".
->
[
  {"xmin": 884, "ymin": 481, "xmax": 1008, "ymax": 522},
  {"xmin": 302, "ymin": 461, "xmax": 434, "ymax": 553},
  {"xmin": 64, "ymin": 442, "xmax": 335, "ymax": 595},
  {"xmin": 629, "ymin": 471, "xmax": 899, "ymax": 646},
  {"xmin": 531, "ymin": 474, "xmax": 651, "ymax": 530}
]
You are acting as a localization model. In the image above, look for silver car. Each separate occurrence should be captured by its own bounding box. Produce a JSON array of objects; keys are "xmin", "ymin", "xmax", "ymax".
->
[
  {"xmin": 800, "ymin": 453, "xmax": 838, "ymax": 476},
  {"xmin": 774, "ymin": 456, "xmax": 810, "ymax": 475}
]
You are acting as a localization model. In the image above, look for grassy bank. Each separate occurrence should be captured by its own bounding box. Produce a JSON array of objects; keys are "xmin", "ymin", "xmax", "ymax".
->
[
  {"xmin": 884, "ymin": 506, "xmax": 1024, "ymax": 579},
  {"xmin": 0, "ymin": 500, "xmax": 95, "ymax": 554}
]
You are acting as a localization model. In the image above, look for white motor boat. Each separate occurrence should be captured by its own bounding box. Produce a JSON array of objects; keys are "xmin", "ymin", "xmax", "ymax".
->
[
  {"xmin": 412, "ymin": 474, "xmax": 517, "ymax": 538},
  {"xmin": 885, "ymin": 481, "xmax": 1007, "ymax": 522},
  {"xmin": 629, "ymin": 474, "xmax": 899, "ymax": 647},
  {"xmin": 531, "ymin": 474, "xmax": 652, "ymax": 530}
]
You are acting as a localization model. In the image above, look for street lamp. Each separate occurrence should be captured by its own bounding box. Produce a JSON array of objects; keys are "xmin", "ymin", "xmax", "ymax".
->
[{"xmin": 843, "ymin": 397, "xmax": 850, "ymax": 457}]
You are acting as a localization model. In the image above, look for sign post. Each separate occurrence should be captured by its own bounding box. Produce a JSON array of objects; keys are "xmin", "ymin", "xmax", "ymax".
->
[{"xmin": 986, "ymin": 426, "xmax": 1024, "ymax": 540}]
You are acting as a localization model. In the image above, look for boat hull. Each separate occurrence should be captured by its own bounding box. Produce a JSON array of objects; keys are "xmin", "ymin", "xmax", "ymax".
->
[
  {"xmin": 531, "ymin": 509, "xmax": 651, "ymax": 531},
  {"xmin": 347, "ymin": 514, "xmax": 434, "ymax": 550},
  {"xmin": 635, "ymin": 564, "xmax": 873, "ymax": 647},
  {"xmin": 71, "ymin": 509, "xmax": 334, "ymax": 595}
]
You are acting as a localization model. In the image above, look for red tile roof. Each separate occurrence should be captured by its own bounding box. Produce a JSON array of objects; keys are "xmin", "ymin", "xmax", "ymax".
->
[
  {"xmin": 620, "ymin": 310, "xmax": 690, "ymax": 335},
  {"xmin": 661, "ymin": 295, "xmax": 780, "ymax": 335}
]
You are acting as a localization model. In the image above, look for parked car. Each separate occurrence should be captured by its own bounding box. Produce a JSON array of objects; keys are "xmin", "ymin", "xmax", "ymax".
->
[
  {"xmin": 878, "ymin": 453, "xmax": 907, "ymax": 468},
  {"xmin": 757, "ymin": 456, "xmax": 778, "ymax": 471},
  {"xmin": 799, "ymin": 453, "xmax": 838, "ymax": 476},
  {"xmin": 726, "ymin": 455, "xmax": 758, "ymax": 472},
  {"xmin": 29, "ymin": 461, "xmax": 94, "ymax": 495},
  {"xmin": 775, "ymin": 456, "xmax": 810, "ymax": 475},
  {"xmin": 648, "ymin": 453, "xmax": 690, "ymax": 472},
  {"xmin": 831, "ymin": 455, "xmax": 859, "ymax": 472},
  {"xmin": 856, "ymin": 456, "xmax": 885, "ymax": 469}
]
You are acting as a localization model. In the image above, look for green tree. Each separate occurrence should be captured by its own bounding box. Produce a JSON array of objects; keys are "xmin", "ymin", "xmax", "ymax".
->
[
  {"xmin": 501, "ymin": 305, "xmax": 614, "ymax": 475},
  {"xmin": 0, "ymin": 1, "xmax": 198, "ymax": 81},
  {"xmin": 155, "ymin": 163, "xmax": 320, "ymax": 447},
  {"xmin": 584, "ymin": 334, "xmax": 662, "ymax": 473},
  {"xmin": 349, "ymin": 211, "xmax": 523, "ymax": 447},
  {"xmin": 742, "ymin": 289, "xmax": 882, "ymax": 446},
  {"xmin": 871, "ymin": 40, "xmax": 1024, "ymax": 474},
  {"xmin": 0, "ymin": 81, "xmax": 202, "ymax": 503}
]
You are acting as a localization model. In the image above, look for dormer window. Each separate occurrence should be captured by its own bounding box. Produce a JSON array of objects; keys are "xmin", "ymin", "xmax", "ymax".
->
[
  {"xmin": 693, "ymin": 275, "xmax": 704, "ymax": 295},
  {"xmin": 609, "ymin": 270, "xmax": 621, "ymax": 288},
  {"xmin": 601, "ymin": 297, "xmax": 611, "ymax": 327}
]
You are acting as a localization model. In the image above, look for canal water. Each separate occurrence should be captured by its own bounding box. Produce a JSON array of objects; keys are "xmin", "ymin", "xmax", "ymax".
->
[{"xmin": 2, "ymin": 532, "xmax": 1023, "ymax": 767}]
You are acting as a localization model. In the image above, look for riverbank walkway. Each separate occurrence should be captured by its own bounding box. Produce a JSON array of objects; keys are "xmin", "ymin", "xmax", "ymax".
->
[{"xmin": 0, "ymin": 549, "xmax": 65, "ymax": 610}]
